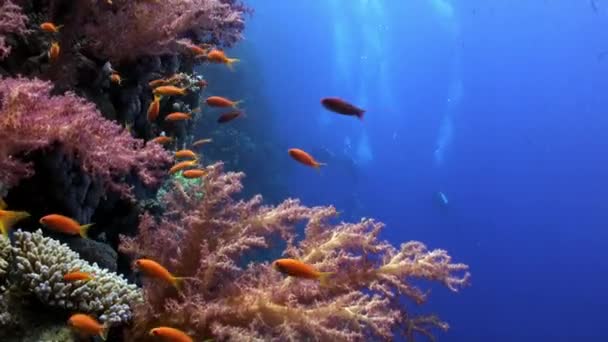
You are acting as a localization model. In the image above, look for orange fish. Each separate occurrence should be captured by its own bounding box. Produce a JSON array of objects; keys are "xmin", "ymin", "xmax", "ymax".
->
[
  {"xmin": 192, "ymin": 138, "xmax": 212, "ymax": 148},
  {"xmin": 217, "ymin": 110, "xmax": 243, "ymax": 123},
  {"xmin": 149, "ymin": 326, "xmax": 193, "ymax": 342},
  {"xmin": 272, "ymin": 258, "xmax": 333, "ymax": 286},
  {"xmin": 153, "ymin": 86, "xmax": 187, "ymax": 96},
  {"xmin": 182, "ymin": 169, "xmax": 207, "ymax": 179},
  {"xmin": 164, "ymin": 112, "xmax": 191, "ymax": 122},
  {"xmin": 134, "ymin": 258, "xmax": 190, "ymax": 290},
  {"xmin": 64, "ymin": 271, "xmax": 93, "ymax": 282},
  {"xmin": 175, "ymin": 149, "xmax": 197, "ymax": 160},
  {"xmin": 48, "ymin": 42, "xmax": 60, "ymax": 62},
  {"xmin": 147, "ymin": 96, "xmax": 161, "ymax": 122},
  {"xmin": 206, "ymin": 49, "xmax": 240, "ymax": 70},
  {"xmin": 39, "ymin": 214, "xmax": 94, "ymax": 238},
  {"xmin": 110, "ymin": 73, "xmax": 123, "ymax": 85},
  {"xmin": 40, "ymin": 22, "xmax": 62, "ymax": 33},
  {"xmin": 68, "ymin": 313, "xmax": 108, "ymax": 340},
  {"xmin": 150, "ymin": 136, "xmax": 173, "ymax": 145},
  {"xmin": 0, "ymin": 203, "xmax": 30, "ymax": 237},
  {"xmin": 205, "ymin": 96, "xmax": 241, "ymax": 108},
  {"xmin": 169, "ymin": 160, "xmax": 198, "ymax": 175},
  {"xmin": 321, "ymin": 97, "xmax": 365, "ymax": 120},
  {"xmin": 288, "ymin": 148, "xmax": 326, "ymax": 169}
]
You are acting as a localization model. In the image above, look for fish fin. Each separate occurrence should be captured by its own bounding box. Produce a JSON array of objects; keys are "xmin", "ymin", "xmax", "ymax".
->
[
  {"xmin": 56, "ymin": 25, "xmax": 64, "ymax": 31},
  {"xmin": 357, "ymin": 110, "xmax": 365, "ymax": 120},
  {"xmin": 318, "ymin": 272, "xmax": 334, "ymax": 288},
  {"xmin": 226, "ymin": 58, "xmax": 240, "ymax": 71},
  {"xmin": 0, "ymin": 198, "xmax": 6, "ymax": 210},
  {"xmin": 100, "ymin": 323, "xmax": 110, "ymax": 340},
  {"xmin": 79, "ymin": 223, "xmax": 94, "ymax": 238}
]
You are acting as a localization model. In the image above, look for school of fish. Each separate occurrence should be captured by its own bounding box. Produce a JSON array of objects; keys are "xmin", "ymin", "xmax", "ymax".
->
[{"xmin": 0, "ymin": 19, "xmax": 369, "ymax": 342}]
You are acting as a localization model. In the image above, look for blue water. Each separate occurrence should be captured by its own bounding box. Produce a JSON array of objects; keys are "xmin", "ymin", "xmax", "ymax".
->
[{"xmin": 226, "ymin": 1, "xmax": 608, "ymax": 341}]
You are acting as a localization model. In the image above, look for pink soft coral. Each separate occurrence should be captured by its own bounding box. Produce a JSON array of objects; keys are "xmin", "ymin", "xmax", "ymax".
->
[
  {"xmin": 79, "ymin": 0, "xmax": 248, "ymax": 61},
  {"xmin": 120, "ymin": 163, "xmax": 470, "ymax": 341},
  {"xmin": 0, "ymin": 0, "xmax": 28, "ymax": 60},
  {"xmin": 0, "ymin": 76, "xmax": 172, "ymax": 198}
]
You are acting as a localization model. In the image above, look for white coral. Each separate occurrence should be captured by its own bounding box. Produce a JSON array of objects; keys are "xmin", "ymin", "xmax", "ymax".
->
[{"xmin": 11, "ymin": 229, "xmax": 142, "ymax": 324}]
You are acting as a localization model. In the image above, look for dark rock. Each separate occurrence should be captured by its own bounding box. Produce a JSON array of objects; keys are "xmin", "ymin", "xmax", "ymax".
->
[{"xmin": 65, "ymin": 236, "xmax": 118, "ymax": 272}]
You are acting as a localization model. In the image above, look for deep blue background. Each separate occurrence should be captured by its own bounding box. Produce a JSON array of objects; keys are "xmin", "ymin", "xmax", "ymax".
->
[{"xmin": 221, "ymin": 1, "xmax": 608, "ymax": 340}]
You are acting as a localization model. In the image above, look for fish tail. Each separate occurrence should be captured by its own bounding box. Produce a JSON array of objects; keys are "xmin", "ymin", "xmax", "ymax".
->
[
  {"xmin": 226, "ymin": 58, "xmax": 240, "ymax": 71},
  {"xmin": 56, "ymin": 25, "xmax": 64, "ymax": 31},
  {"xmin": 357, "ymin": 110, "xmax": 365, "ymax": 120},
  {"xmin": 1, "ymin": 211, "xmax": 30, "ymax": 237},
  {"xmin": 233, "ymin": 99, "xmax": 245, "ymax": 109},
  {"xmin": 318, "ymin": 272, "xmax": 334, "ymax": 288},
  {"xmin": 0, "ymin": 221, "xmax": 6, "ymax": 238},
  {"xmin": 0, "ymin": 198, "xmax": 6, "ymax": 209},
  {"xmin": 79, "ymin": 223, "xmax": 94, "ymax": 238},
  {"xmin": 172, "ymin": 276, "xmax": 196, "ymax": 290}
]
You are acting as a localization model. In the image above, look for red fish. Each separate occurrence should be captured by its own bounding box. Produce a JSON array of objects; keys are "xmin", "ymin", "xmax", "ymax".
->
[
  {"xmin": 321, "ymin": 97, "xmax": 365, "ymax": 120},
  {"xmin": 182, "ymin": 169, "xmax": 207, "ymax": 179},
  {"xmin": 64, "ymin": 271, "xmax": 93, "ymax": 282},
  {"xmin": 206, "ymin": 49, "xmax": 240, "ymax": 70},
  {"xmin": 288, "ymin": 148, "xmax": 326, "ymax": 169},
  {"xmin": 149, "ymin": 326, "xmax": 193, "ymax": 342},
  {"xmin": 147, "ymin": 96, "xmax": 161, "ymax": 122},
  {"xmin": 217, "ymin": 110, "xmax": 243, "ymax": 123},
  {"xmin": 40, "ymin": 22, "xmax": 62, "ymax": 33},
  {"xmin": 68, "ymin": 313, "xmax": 108, "ymax": 340}
]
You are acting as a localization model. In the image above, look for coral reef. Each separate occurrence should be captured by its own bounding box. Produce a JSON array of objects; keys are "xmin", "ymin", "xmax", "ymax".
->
[
  {"xmin": 10, "ymin": 229, "xmax": 142, "ymax": 324},
  {"xmin": 0, "ymin": 0, "xmax": 28, "ymax": 60},
  {"xmin": 0, "ymin": 76, "xmax": 172, "ymax": 199},
  {"xmin": 120, "ymin": 163, "xmax": 470, "ymax": 341}
]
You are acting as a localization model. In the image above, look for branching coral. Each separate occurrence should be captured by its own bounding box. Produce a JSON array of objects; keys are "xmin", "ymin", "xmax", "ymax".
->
[
  {"xmin": 0, "ymin": 0, "xmax": 28, "ymax": 60},
  {"xmin": 71, "ymin": 0, "xmax": 249, "ymax": 62},
  {"xmin": 120, "ymin": 163, "xmax": 470, "ymax": 341},
  {"xmin": 0, "ymin": 76, "xmax": 172, "ymax": 198},
  {"xmin": 10, "ymin": 229, "xmax": 142, "ymax": 324}
]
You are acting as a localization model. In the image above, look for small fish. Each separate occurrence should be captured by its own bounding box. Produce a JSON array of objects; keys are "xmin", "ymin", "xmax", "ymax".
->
[
  {"xmin": 39, "ymin": 214, "xmax": 94, "ymax": 238},
  {"xmin": 110, "ymin": 73, "xmax": 123, "ymax": 85},
  {"xmin": 149, "ymin": 326, "xmax": 193, "ymax": 342},
  {"xmin": 147, "ymin": 96, "xmax": 161, "ymax": 122},
  {"xmin": 217, "ymin": 110, "xmax": 243, "ymax": 123},
  {"xmin": 321, "ymin": 97, "xmax": 365, "ymax": 120},
  {"xmin": 206, "ymin": 49, "xmax": 240, "ymax": 70},
  {"xmin": 169, "ymin": 160, "xmax": 198, "ymax": 175},
  {"xmin": 205, "ymin": 96, "xmax": 242, "ymax": 108},
  {"xmin": 192, "ymin": 138, "xmax": 212, "ymax": 148},
  {"xmin": 272, "ymin": 258, "xmax": 333, "ymax": 286},
  {"xmin": 68, "ymin": 313, "xmax": 108, "ymax": 340},
  {"xmin": 154, "ymin": 86, "xmax": 187, "ymax": 96},
  {"xmin": 165, "ymin": 112, "xmax": 192, "ymax": 122},
  {"xmin": 187, "ymin": 44, "xmax": 208, "ymax": 56},
  {"xmin": 64, "ymin": 271, "xmax": 93, "ymax": 282},
  {"xmin": 288, "ymin": 148, "xmax": 326, "ymax": 169},
  {"xmin": 182, "ymin": 169, "xmax": 207, "ymax": 179},
  {"xmin": 40, "ymin": 22, "xmax": 62, "ymax": 33},
  {"xmin": 48, "ymin": 42, "xmax": 60, "ymax": 62},
  {"xmin": 191, "ymin": 106, "xmax": 202, "ymax": 114},
  {"xmin": 175, "ymin": 149, "xmax": 197, "ymax": 160},
  {"xmin": 134, "ymin": 258, "xmax": 191, "ymax": 290},
  {"xmin": 196, "ymin": 80, "xmax": 208, "ymax": 88},
  {"xmin": 0, "ymin": 206, "xmax": 30, "ymax": 237},
  {"xmin": 150, "ymin": 136, "xmax": 173, "ymax": 145}
]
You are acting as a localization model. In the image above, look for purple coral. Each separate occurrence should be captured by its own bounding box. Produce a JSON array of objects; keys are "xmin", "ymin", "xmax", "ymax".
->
[
  {"xmin": 0, "ymin": 0, "xmax": 29, "ymax": 60},
  {"xmin": 0, "ymin": 76, "xmax": 172, "ymax": 198},
  {"xmin": 81, "ymin": 0, "xmax": 249, "ymax": 61},
  {"xmin": 120, "ymin": 163, "xmax": 470, "ymax": 341}
]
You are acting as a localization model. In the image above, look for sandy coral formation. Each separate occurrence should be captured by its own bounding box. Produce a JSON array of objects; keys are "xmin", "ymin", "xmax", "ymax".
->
[{"xmin": 11, "ymin": 229, "xmax": 142, "ymax": 324}]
